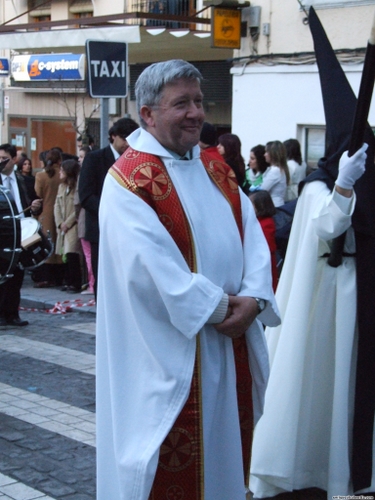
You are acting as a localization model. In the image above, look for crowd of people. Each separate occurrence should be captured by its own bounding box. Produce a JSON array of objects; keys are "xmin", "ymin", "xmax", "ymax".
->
[
  {"xmin": 0, "ymin": 118, "xmax": 140, "ymax": 331},
  {"xmin": 18, "ymin": 121, "xmax": 304, "ymax": 302},
  {"xmin": 200, "ymin": 124, "xmax": 307, "ymax": 289},
  {"xmin": 0, "ymin": 118, "xmax": 139, "ymax": 307}
]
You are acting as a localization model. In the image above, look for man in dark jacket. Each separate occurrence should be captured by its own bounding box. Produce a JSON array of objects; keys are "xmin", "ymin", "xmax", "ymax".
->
[
  {"xmin": 0, "ymin": 143, "xmax": 42, "ymax": 328},
  {"xmin": 78, "ymin": 117, "xmax": 139, "ymax": 297}
]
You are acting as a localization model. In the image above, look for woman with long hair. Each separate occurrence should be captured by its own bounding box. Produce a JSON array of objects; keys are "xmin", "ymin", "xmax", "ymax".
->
[
  {"xmin": 248, "ymin": 144, "xmax": 270, "ymax": 192},
  {"xmin": 283, "ymin": 138, "xmax": 307, "ymax": 201},
  {"xmin": 17, "ymin": 157, "xmax": 33, "ymax": 177},
  {"xmin": 217, "ymin": 133, "xmax": 249, "ymax": 194},
  {"xmin": 55, "ymin": 159, "xmax": 82, "ymax": 293},
  {"xmin": 16, "ymin": 156, "xmax": 38, "ymax": 202},
  {"xmin": 74, "ymin": 146, "xmax": 95, "ymax": 295},
  {"xmin": 34, "ymin": 148, "xmax": 64, "ymax": 287},
  {"xmin": 259, "ymin": 140, "xmax": 289, "ymax": 207}
]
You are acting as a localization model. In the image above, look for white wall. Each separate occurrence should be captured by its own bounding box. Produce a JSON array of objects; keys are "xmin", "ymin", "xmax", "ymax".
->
[
  {"xmin": 237, "ymin": 1, "xmax": 375, "ymax": 58},
  {"xmin": 231, "ymin": 63, "xmax": 375, "ymax": 161}
]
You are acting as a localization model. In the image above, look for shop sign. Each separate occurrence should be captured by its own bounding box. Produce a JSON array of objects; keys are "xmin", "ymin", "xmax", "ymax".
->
[
  {"xmin": 11, "ymin": 54, "xmax": 85, "ymax": 82},
  {"xmin": 212, "ymin": 7, "xmax": 241, "ymax": 49},
  {"xmin": 86, "ymin": 40, "xmax": 127, "ymax": 98},
  {"xmin": 0, "ymin": 59, "xmax": 9, "ymax": 77}
]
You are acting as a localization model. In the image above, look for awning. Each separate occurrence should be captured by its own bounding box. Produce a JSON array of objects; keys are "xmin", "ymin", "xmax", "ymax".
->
[{"xmin": 0, "ymin": 25, "xmax": 140, "ymax": 49}]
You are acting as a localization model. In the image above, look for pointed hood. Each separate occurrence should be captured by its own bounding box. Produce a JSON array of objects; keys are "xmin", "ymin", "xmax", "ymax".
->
[
  {"xmin": 309, "ymin": 6, "xmax": 358, "ymax": 182},
  {"xmin": 307, "ymin": 6, "xmax": 375, "ymax": 236}
]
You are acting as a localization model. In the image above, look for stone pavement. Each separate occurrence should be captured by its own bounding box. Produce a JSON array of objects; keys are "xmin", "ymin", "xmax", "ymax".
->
[
  {"xmin": 20, "ymin": 273, "xmax": 96, "ymax": 316},
  {"xmin": 0, "ymin": 272, "xmax": 331, "ymax": 500},
  {"xmin": 0, "ymin": 272, "xmax": 96, "ymax": 500}
]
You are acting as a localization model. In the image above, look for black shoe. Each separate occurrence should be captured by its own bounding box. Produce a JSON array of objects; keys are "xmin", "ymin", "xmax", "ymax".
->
[
  {"xmin": 67, "ymin": 286, "xmax": 80, "ymax": 294},
  {"xmin": 0, "ymin": 317, "xmax": 8, "ymax": 330},
  {"xmin": 60, "ymin": 285, "xmax": 68, "ymax": 291},
  {"xmin": 7, "ymin": 317, "xmax": 29, "ymax": 327}
]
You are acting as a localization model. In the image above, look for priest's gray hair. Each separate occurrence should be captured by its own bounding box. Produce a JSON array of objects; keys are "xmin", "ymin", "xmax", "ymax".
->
[{"xmin": 135, "ymin": 59, "xmax": 203, "ymax": 128}]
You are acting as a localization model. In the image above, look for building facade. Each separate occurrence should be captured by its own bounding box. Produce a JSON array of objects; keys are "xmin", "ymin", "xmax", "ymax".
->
[
  {"xmin": 1, "ymin": 0, "xmax": 375, "ymax": 168},
  {"xmin": 0, "ymin": 0, "xmax": 233, "ymax": 164},
  {"xmin": 233, "ymin": 0, "xmax": 375, "ymax": 167}
]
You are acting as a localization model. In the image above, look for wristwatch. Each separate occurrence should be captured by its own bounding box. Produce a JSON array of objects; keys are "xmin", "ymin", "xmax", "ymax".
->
[{"xmin": 254, "ymin": 297, "xmax": 266, "ymax": 315}]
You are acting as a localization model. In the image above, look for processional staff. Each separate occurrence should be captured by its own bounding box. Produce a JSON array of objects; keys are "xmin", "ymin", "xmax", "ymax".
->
[{"xmin": 328, "ymin": 11, "xmax": 375, "ymax": 267}]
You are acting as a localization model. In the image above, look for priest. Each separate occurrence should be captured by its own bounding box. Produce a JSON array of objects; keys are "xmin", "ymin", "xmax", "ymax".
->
[{"xmin": 95, "ymin": 59, "xmax": 280, "ymax": 500}]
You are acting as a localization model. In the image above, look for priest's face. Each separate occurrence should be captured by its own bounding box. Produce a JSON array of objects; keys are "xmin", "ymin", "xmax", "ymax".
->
[{"xmin": 141, "ymin": 78, "xmax": 205, "ymax": 156}]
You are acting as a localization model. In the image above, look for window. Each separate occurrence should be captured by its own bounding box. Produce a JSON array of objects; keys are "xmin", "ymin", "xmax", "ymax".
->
[
  {"xmin": 304, "ymin": 126, "xmax": 326, "ymax": 170},
  {"xmin": 28, "ymin": 0, "xmax": 51, "ymax": 21},
  {"xmin": 70, "ymin": 0, "xmax": 94, "ymax": 16}
]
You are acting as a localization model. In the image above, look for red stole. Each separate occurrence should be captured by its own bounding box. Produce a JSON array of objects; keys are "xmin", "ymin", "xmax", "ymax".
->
[{"xmin": 110, "ymin": 148, "xmax": 253, "ymax": 498}]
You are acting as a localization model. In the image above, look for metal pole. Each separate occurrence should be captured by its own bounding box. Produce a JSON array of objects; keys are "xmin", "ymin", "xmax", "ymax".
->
[
  {"xmin": 0, "ymin": 81, "xmax": 4, "ymax": 145},
  {"xmin": 100, "ymin": 98, "xmax": 109, "ymax": 148}
]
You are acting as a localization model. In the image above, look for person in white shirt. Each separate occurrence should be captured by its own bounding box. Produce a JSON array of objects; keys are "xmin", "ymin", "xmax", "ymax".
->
[
  {"xmin": 284, "ymin": 138, "xmax": 307, "ymax": 201},
  {"xmin": 259, "ymin": 140, "xmax": 289, "ymax": 207}
]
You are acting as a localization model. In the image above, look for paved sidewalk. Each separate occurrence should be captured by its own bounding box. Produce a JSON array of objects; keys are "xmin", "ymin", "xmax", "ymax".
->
[
  {"xmin": 8, "ymin": 271, "xmax": 332, "ymax": 500},
  {"xmin": 0, "ymin": 269, "xmax": 96, "ymax": 500},
  {"xmin": 20, "ymin": 273, "xmax": 96, "ymax": 316},
  {"xmin": 0, "ymin": 309, "xmax": 96, "ymax": 500}
]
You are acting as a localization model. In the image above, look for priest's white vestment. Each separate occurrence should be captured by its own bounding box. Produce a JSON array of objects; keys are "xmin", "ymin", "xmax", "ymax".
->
[
  {"xmin": 250, "ymin": 180, "xmax": 375, "ymax": 498},
  {"xmin": 96, "ymin": 128, "xmax": 280, "ymax": 500}
]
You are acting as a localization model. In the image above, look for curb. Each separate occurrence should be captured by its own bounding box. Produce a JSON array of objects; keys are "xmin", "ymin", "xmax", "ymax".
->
[{"xmin": 20, "ymin": 294, "xmax": 96, "ymax": 315}]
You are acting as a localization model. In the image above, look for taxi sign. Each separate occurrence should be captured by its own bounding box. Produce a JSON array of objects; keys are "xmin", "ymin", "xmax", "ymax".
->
[{"xmin": 86, "ymin": 40, "xmax": 127, "ymax": 98}]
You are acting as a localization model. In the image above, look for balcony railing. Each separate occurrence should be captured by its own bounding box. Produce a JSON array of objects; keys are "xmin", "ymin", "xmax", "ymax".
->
[{"xmin": 128, "ymin": 0, "xmax": 211, "ymax": 30}]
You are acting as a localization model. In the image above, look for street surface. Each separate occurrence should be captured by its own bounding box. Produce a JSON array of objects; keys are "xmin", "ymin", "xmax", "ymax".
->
[
  {"xmin": 0, "ymin": 307, "xmax": 96, "ymax": 500},
  {"xmin": 0, "ymin": 303, "xmax": 329, "ymax": 500},
  {"xmin": 0, "ymin": 273, "xmax": 330, "ymax": 500}
]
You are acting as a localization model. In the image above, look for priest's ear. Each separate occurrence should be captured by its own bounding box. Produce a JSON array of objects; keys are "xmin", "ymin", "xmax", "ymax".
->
[{"xmin": 140, "ymin": 105, "xmax": 156, "ymax": 129}]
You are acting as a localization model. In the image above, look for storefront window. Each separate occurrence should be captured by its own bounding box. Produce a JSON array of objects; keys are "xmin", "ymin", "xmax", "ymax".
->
[
  {"xmin": 30, "ymin": 119, "xmax": 76, "ymax": 167},
  {"xmin": 9, "ymin": 117, "xmax": 27, "ymax": 128},
  {"xmin": 8, "ymin": 116, "xmax": 76, "ymax": 169}
]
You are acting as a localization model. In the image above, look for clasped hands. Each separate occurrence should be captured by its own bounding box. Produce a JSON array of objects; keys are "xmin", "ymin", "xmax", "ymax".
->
[
  {"xmin": 60, "ymin": 222, "xmax": 70, "ymax": 234},
  {"xmin": 214, "ymin": 295, "xmax": 259, "ymax": 339}
]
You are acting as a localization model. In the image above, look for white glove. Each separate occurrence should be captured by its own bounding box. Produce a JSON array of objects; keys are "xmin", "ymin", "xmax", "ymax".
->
[{"xmin": 336, "ymin": 143, "xmax": 368, "ymax": 190}]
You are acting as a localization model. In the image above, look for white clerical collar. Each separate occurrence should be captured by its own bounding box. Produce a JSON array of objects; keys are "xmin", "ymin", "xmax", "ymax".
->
[
  {"xmin": 165, "ymin": 148, "xmax": 192, "ymax": 161},
  {"xmin": 110, "ymin": 143, "xmax": 121, "ymax": 160},
  {"xmin": 127, "ymin": 128, "xmax": 200, "ymax": 160}
]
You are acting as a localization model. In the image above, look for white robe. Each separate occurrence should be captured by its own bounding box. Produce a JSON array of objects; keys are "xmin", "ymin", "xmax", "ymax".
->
[
  {"xmin": 96, "ymin": 128, "xmax": 280, "ymax": 500},
  {"xmin": 250, "ymin": 180, "xmax": 369, "ymax": 498}
]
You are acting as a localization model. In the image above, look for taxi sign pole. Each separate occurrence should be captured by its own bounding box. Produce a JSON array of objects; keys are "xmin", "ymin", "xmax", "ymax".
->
[
  {"xmin": 100, "ymin": 98, "xmax": 109, "ymax": 149},
  {"xmin": 0, "ymin": 82, "xmax": 4, "ymax": 145}
]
